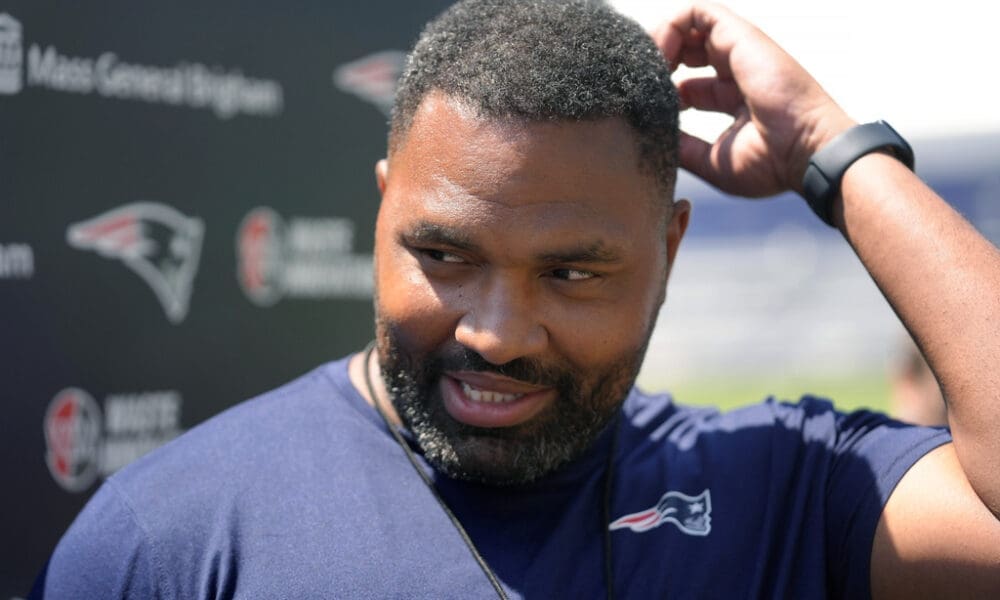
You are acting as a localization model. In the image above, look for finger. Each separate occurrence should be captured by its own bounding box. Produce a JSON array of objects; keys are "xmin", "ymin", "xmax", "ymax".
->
[
  {"xmin": 676, "ymin": 38, "xmax": 710, "ymax": 70},
  {"xmin": 650, "ymin": 12, "xmax": 715, "ymax": 72},
  {"xmin": 677, "ymin": 130, "xmax": 717, "ymax": 184},
  {"xmin": 651, "ymin": 2, "xmax": 739, "ymax": 77},
  {"xmin": 676, "ymin": 77, "xmax": 744, "ymax": 117}
]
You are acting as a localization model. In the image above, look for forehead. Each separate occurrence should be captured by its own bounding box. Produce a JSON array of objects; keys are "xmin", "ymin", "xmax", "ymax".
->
[{"xmin": 384, "ymin": 93, "xmax": 663, "ymax": 238}]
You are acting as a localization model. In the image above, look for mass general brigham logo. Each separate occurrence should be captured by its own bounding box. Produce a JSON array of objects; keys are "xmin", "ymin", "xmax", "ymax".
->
[
  {"xmin": 0, "ymin": 12, "xmax": 283, "ymax": 118},
  {"xmin": 0, "ymin": 13, "xmax": 22, "ymax": 95}
]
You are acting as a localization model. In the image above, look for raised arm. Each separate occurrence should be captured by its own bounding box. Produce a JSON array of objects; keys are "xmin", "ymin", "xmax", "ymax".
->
[{"xmin": 651, "ymin": 2, "xmax": 1000, "ymax": 596}]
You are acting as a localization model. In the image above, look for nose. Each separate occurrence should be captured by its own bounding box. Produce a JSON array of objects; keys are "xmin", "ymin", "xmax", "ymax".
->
[{"xmin": 454, "ymin": 274, "xmax": 548, "ymax": 366}]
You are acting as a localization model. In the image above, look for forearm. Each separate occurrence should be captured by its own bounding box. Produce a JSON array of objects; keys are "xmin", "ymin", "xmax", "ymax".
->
[{"xmin": 834, "ymin": 152, "xmax": 1000, "ymax": 514}]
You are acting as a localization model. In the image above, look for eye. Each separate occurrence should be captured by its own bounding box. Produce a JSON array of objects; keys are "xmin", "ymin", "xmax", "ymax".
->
[
  {"xmin": 551, "ymin": 268, "xmax": 597, "ymax": 281},
  {"xmin": 423, "ymin": 249, "xmax": 466, "ymax": 264}
]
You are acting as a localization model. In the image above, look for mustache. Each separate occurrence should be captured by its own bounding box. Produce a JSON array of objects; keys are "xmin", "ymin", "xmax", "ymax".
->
[{"xmin": 436, "ymin": 346, "xmax": 567, "ymax": 388}]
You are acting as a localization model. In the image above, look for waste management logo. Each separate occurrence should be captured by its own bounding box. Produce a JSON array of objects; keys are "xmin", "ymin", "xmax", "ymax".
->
[
  {"xmin": 0, "ymin": 12, "xmax": 283, "ymax": 119},
  {"xmin": 67, "ymin": 202, "xmax": 204, "ymax": 323},
  {"xmin": 237, "ymin": 207, "xmax": 372, "ymax": 306},
  {"xmin": 44, "ymin": 389, "xmax": 102, "ymax": 492},
  {"xmin": 44, "ymin": 388, "xmax": 183, "ymax": 492}
]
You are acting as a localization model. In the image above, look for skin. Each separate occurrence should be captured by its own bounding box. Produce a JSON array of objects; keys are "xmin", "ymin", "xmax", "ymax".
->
[
  {"xmin": 349, "ymin": 92, "xmax": 690, "ymax": 483},
  {"xmin": 651, "ymin": 2, "xmax": 1000, "ymax": 596}
]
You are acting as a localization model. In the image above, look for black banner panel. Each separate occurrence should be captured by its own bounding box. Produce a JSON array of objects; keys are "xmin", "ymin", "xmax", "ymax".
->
[{"xmin": 0, "ymin": 2, "xmax": 451, "ymax": 595}]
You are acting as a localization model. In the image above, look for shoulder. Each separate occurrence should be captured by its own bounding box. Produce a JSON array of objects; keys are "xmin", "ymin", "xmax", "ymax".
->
[
  {"xmin": 619, "ymin": 389, "xmax": 949, "ymax": 496},
  {"xmin": 32, "ymin": 475, "xmax": 161, "ymax": 598},
  {"xmin": 614, "ymin": 389, "xmax": 951, "ymax": 598},
  {"xmin": 621, "ymin": 390, "xmax": 844, "ymax": 449},
  {"xmin": 34, "ymin": 357, "xmax": 379, "ymax": 597},
  {"xmin": 107, "ymin": 357, "xmax": 378, "ymax": 509},
  {"xmin": 126, "ymin": 358, "xmax": 368, "ymax": 466},
  {"xmin": 624, "ymin": 389, "xmax": 946, "ymax": 446}
]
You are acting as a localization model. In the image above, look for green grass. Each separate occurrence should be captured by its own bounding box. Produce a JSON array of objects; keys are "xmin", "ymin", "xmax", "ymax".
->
[{"xmin": 639, "ymin": 372, "xmax": 893, "ymax": 415}]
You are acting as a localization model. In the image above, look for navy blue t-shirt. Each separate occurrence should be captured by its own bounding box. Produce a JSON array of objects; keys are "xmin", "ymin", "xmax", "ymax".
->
[{"xmin": 32, "ymin": 357, "xmax": 950, "ymax": 598}]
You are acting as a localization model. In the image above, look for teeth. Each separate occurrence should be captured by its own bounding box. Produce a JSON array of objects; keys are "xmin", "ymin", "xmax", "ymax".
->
[{"xmin": 460, "ymin": 381, "xmax": 525, "ymax": 403}]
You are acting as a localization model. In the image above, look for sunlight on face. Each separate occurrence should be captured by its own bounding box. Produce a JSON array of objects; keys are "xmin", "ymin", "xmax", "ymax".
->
[{"xmin": 372, "ymin": 93, "xmax": 689, "ymax": 484}]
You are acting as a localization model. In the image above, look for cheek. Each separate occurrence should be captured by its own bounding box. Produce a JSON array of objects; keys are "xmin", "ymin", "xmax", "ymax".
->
[
  {"xmin": 544, "ymin": 275, "xmax": 663, "ymax": 370},
  {"xmin": 374, "ymin": 243, "xmax": 463, "ymax": 354}
]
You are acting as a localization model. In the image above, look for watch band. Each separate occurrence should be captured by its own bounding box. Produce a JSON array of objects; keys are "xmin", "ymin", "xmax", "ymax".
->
[{"xmin": 801, "ymin": 120, "xmax": 915, "ymax": 226}]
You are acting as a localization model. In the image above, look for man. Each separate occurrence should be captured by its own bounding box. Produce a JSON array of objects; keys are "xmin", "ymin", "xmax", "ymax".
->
[{"xmin": 33, "ymin": 0, "xmax": 1000, "ymax": 598}]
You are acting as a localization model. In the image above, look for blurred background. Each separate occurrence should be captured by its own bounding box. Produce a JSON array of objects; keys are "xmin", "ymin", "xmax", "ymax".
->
[
  {"xmin": 619, "ymin": 0, "xmax": 1000, "ymax": 412},
  {"xmin": 1, "ymin": 0, "xmax": 997, "ymax": 596}
]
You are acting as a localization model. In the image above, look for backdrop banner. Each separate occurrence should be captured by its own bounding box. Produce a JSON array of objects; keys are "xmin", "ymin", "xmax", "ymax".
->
[{"xmin": 0, "ymin": 2, "xmax": 450, "ymax": 595}]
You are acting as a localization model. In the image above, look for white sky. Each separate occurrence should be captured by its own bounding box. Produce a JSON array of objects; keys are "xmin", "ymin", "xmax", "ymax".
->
[{"xmin": 612, "ymin": 0, "xmax": 1000, "ymax": 142}]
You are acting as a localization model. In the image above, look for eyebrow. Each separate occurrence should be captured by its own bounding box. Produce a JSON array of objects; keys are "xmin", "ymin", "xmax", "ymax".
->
[
  {"xmin": 401, "ymin": 221, "xmax": 623, "ymax": 265},
  {"xmin": 535, "ymin": 242, "xmax": 622, "ymax": 265},
  {"xmin": 401, "ymin": 222, "xmax": 480, "ymax": 253}
]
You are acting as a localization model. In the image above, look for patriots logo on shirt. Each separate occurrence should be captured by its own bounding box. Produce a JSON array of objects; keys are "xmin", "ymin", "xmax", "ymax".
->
[{"xmin": 609, "ymin": 489, "xmax": 712, "ymax": 536}]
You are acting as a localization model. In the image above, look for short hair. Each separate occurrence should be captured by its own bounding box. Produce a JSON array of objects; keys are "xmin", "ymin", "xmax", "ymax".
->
[{"xmin": 389, "ymin": 0, "xmax": 679, "ymax": 195}]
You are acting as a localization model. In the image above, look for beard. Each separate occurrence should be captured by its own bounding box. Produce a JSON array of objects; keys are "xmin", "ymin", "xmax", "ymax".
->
[{"xmin": 375, "ymin": 322, "xmax": 650, "ymax": 486}]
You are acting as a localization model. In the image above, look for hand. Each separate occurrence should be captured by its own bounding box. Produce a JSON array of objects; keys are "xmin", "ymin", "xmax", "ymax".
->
[{"xmin": 650, "ymin": 1, "xmax": 856, "ymax": 197}]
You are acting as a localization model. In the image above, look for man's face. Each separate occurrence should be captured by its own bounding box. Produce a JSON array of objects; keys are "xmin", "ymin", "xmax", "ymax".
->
[{"xmin": 373, "ymin": 93, "xmax": 688, "ymax": 485}]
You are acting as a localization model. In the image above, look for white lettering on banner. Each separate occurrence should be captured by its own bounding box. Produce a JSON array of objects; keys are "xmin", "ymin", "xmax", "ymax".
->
[
  {"xmin": 95, "ymin": 52, "xmax": 185, "ymax": 105},
  {"xmin": 16, "ymin": 34, "xmax": 283, "ymax": 118},
  {"xmin": 287, "ymin": 219, "xmax": 354, "ymax": 254},
  {"xmin": 27, "ymin": 44, "xmax": 93, "ymax": 93},
  {"xmin": 282, "ymin": 255, "xmax": 374, "ymax": 299},
  {"xmin": 0, "ymin": 243, "xmax": 34, "ymax": 279},
  {"xmin": 43, "ymin": 388, "xmax": 185, "ymax": 493},
  {"xmin": 185, "ymin": 63, "xmax": 283, "ymax": 119},
  {"xmin": 237, "ymin": 207, "xmax": 374, "ymax": 305},
  {"xmin": 99, "ymin": 391, "xmax": 182, "ymax": 476},
  {"xmin": 0, "ymin": 13, "xmax": 23, "ymax": 95},
  {"xmin": 104, "ymin": 391, "xmax": 182, "ymax": 434}
]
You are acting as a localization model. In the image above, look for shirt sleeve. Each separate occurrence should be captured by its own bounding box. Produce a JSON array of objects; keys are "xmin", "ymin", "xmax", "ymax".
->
[
  {"xmin": 29, "ymin": 479, "xmax": 161, "ymax": 599},
  {"xmin": 822, "ymin": 406, "xmax": 951, "ymax": 599}
]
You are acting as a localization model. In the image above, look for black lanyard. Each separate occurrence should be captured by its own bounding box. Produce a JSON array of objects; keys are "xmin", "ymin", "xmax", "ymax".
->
[{"xmin": 361, "ymin": 342, "xmax": 619, "ymax": 600}]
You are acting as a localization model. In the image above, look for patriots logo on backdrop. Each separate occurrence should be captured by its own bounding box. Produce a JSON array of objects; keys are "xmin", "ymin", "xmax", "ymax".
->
[
  {"xmin": 332, "ymin": 50, "xmax": 407, "ymax": 116},
  {"xmin": 67, "ymin": 202, "xmax": 204, "ymax": 323},
  {"xmin": 609, "ymin": 489, "xmax": 712, "ymax": 536}
]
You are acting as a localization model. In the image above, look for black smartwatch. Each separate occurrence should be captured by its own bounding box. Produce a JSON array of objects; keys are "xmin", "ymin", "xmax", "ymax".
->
[{"xmin": 801, "ymin": 120, "xmax": 914, "ymax": 227}]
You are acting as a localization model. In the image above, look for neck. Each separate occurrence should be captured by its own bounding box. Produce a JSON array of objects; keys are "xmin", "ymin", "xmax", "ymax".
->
[{"xmin": 348, "ymin": 344, "xmax": 403, "ymax": 427}]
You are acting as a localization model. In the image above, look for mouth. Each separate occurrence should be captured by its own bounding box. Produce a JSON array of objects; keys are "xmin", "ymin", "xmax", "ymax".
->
[
  {"xmin": 458, "ymin": 381, "xmax": 525, "ymax": 403},
  {"xmin": 440, "ymin": 371, "xmax": 556, "ymax": 428}
]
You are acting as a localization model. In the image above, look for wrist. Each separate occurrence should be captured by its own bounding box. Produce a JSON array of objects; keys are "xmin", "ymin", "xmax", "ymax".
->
[
  {"xmin": 800, "ymin": 120, "xmax": 915, "ymax": 226},
  {"xmin": 794, "ymin": 110, "xmax": 857, "ymax": 191}
]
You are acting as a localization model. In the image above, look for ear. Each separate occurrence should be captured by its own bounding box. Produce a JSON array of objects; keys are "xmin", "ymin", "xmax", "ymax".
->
[
  {"xmin": 375, "ymin": 159, "xmax": 389, "ymax": 195},
  {"xmin": 665, "ymin": 199, "xmax": 691, "ymax": 278}
]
